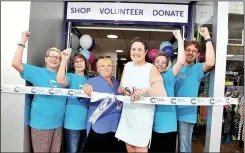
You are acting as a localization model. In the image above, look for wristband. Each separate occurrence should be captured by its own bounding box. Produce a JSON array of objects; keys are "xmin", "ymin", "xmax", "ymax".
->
[
  {"xmin": 17, "ymin": 43, "xmax": 26, "ymax": 48},
  {"xmin": 205, "ymin": 39, "xmax": 212, "ymax": 43}
]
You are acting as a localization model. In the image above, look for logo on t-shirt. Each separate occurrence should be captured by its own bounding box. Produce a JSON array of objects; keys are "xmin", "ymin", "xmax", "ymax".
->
[
  {"xmin": 78, "ymin": 84, "xmax": 83, "ymax": 89},
  {"xmin": 49, "ymin": 80, "xmax": 58, "ymax": 88},
  {"xmin": 177, "ymin": 74, "xmax": 188, "ymax": 79}
]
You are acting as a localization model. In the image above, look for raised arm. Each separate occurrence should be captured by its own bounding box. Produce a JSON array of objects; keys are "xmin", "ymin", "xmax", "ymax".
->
[
  {"xmin": 56, "ymin": 48, "xmax": 72, "ymax": 87},
  {"xmin": 12, "ymin": 31, "xmax": 30, "ymax": 73},
  {"xmin": 199, "ymin": 27, "xmax": 215, "ymax": 73},
  {"xmin": 172, "ymin": 30, "xmax": 185, "ymax": 76}
]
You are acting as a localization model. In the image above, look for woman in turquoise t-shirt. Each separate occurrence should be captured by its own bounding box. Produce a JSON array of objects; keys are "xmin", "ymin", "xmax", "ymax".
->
[
  {"xmin": 12, "ymin": 32, "xmax": 67, "ymax": 152},
  {"xmin": 57, "ymin": 50, "xmax": 89, "ymax": 152},
  {"xmin": 149, "ymin": 30, "xmax": 185, "ymax": 153}
]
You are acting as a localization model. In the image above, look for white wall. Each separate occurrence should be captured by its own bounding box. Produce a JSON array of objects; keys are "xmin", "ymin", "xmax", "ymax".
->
[
  {"xmin": 1, "ymin": 2, "xmax": 31, "ymax": 152},
  {"xmin": 1, "ymin": 2, "xmax": 65, "ymax": 152}
]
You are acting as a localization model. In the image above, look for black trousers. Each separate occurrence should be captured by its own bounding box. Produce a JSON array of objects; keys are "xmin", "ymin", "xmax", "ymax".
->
[
  {"xmin": 149, "ymin": 131, "xmax": 177, "ymax": 153},
  {"xmin": 82, "ymin": 129, "xmax": 127, "ymax": 152}
]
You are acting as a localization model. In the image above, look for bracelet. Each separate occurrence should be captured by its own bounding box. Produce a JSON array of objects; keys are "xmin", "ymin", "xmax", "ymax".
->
[
  {"xmin": 17, "ymin": 43, "xmax": 26, "ymax": 48},
  {"xmin": 205, "ymin": 39, "xmax": 212, "ymax": 43}
]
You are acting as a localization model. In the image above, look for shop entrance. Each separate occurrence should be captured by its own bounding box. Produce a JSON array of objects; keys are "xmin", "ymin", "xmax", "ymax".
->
[{"xmin": 68, "ymin": 24, "xmax": 183, "ymax": 80}]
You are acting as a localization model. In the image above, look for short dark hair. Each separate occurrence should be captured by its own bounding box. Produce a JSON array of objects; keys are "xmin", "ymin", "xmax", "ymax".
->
[
  {"xmin": 71, "ymin": 53, "xmax": 89, "ymax": 76},
  {"xmin": 131, "ymin": 37, "xmax": 148, "ymax": 51},
  {"xmin": 152, "ymin": 51, "xmax": 169, "ymax": 66},
  {"xmin": 184, "ymin": 40, "xmax": 200, "ymax": 52}
]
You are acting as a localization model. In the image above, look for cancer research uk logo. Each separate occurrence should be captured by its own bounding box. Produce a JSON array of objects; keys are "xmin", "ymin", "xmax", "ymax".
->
[
  {"xmin": 31, "ymin": 87, "xmax": 36, "ymax": 93},
  {"xmin": 49, "ymin": 88, "xmax": 55, "ymax": 95},
  {"xmin": 14, "ymin": 86, "xmax": 20, "ymax": 92},
  {"xmin": 150, "ymin": 97, "xmax": 157, "ymax": 103},
  {"xmin": 68, "ymin": 89, "xmax": 74, "ymax": 95}
]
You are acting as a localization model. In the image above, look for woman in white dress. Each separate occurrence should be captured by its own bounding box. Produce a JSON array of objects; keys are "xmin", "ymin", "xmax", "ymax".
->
[{"xmin": 115, "ymin": 37, "xmax": 167, "ymax": 152}]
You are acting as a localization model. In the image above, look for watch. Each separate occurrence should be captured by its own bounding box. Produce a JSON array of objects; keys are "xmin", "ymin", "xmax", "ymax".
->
[
  {"xmin": 17, "ymin": 43, "xmax": 26, "ymax": 48},
  {"xmin": 205, "ymin": 39, "xmax": 212, "ymax": 43}
]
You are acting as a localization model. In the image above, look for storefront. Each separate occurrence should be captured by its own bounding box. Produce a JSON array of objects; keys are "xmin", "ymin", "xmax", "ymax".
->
[
  {"xmin": 63, "ymin": 2, "xmax": 192, "ymax": 80},
  {"xmin": 1, "ymin": 1, "xmax": 237, "ymax": 152}
]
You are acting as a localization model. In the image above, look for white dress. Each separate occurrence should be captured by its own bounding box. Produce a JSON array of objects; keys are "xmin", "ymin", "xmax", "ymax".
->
[{"xmin": 115, "ymin": 62, "xmax": 155, "ymax": 147}]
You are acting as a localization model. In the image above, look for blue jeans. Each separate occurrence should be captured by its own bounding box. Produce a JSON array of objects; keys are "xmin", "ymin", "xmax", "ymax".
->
[
  {"xmin": 64, "ymin": 129, "xmax": 86, "ymax": 153},
  {"xmin": 178, "ymin": 121, "xmax": 194, "ymax": 153}
]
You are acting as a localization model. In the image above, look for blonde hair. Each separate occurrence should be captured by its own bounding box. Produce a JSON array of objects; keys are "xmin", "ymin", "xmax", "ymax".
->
[
  {"xmin": 96, "ymin": 58, "xmax": 113, "ymax": 69},
  {"xmin": 45, "ymin": 47, "xmax": 61, "ymax": 57}
]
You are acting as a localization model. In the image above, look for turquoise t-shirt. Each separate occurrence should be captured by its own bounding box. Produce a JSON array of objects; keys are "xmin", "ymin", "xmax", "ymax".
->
[
  {"xmin": 20, "ymin": 64, "xmax": 67, "ymax": 130},
  {"xmin": 153, "ymin": 68, "xmax": 177, "ymax": 133},
  {"xmin": 175, "ymin": 63, "xmax": 209, "ymax": 123},
  {"xmin": 64, "ymin": 73, "xmax": 88, "ymax": 130}
]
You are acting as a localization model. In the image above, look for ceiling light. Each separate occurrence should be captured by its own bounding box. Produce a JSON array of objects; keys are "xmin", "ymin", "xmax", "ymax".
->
[
  {"xmin": 107, "ymin": 34, "xmax": 118, "ymax": 39},
  {"xmin": 227, "ymin": 55, "xmax": 234, "ymax": 57},
  {"xmin": 120, "ymin": 58, "xmax": 127, "ymax": 61},
  {"xmin": 116, "ymin": 50, "xmax": 123, "ymax": 53}
]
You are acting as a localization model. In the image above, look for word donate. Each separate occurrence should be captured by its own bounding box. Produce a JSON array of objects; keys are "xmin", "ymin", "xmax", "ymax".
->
[{"xmin": 153, "ymin": 10, "xmax": 184, "ymax": 17}]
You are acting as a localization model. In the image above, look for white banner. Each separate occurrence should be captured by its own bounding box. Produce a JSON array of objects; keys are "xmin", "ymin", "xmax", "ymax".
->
[
  {"xmin": 1, "ymin": 85, "xmax": 240, "ymax": 106},
  {"xmin": 66, "ymin": 2, "xmax": 189, "ymax": 23}
]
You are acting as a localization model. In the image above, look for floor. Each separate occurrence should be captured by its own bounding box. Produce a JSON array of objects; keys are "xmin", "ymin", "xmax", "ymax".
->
[{"xmin": 191, "ymin": 126, "xmax": 244, "ymax": 153}]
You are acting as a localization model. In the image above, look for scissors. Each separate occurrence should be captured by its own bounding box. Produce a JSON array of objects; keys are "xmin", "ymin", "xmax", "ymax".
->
[{"xmin": 124, "ymin": 87, "xmax": 136, "ymax": 102}]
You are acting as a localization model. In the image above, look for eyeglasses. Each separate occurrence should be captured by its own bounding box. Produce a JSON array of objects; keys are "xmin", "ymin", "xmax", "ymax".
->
[
  {"xmin": 74, "ymin": 60, "xmax": 84, "ymax": 64},
  {"xmin": 46, "ymin": 55, "xmax": 61, "ymax": 60},
  {"xmin": 155, "ymin": 60, "xmax": 167, "ymax": 65},
  {"xmin": 98, "ymin": 56, "xmax": 111, "ymax": 59},
  {"xmin": 185, "ymin": 49, "xmax": 198, "ymax": 54}
]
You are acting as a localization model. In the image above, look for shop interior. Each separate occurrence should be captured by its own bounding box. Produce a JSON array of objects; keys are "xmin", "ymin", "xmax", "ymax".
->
[{"xmin": 69, "ymin": 23, "xmax": 182, "ymax": 81}]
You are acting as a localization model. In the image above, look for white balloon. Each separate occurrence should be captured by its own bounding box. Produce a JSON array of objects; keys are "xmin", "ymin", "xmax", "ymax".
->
[
  {"xmin": 71, "ymin": 33, "xmax": 80, "ymax": 49},
  {"xmin": 80, "ymin": 34, "xmax": 93, "ymax": 49},
  {"xmin": 165, "ymin": 59, "xmax": 172, "ymax": 72}
]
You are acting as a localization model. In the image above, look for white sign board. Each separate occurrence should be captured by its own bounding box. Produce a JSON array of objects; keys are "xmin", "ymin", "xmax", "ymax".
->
[
  {"xmin": 66, "ymin": 2, "xmax": 189, "ymax": 24},
  {"xmin": 195, "ymin": 5, "xmax": 213, "ymax": 24}
]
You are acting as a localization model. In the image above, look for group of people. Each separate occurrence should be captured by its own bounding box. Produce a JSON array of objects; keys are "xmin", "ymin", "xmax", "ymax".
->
[{"xmin": 12, "ymin": 27, "xmax": 215, "ymax": 153}]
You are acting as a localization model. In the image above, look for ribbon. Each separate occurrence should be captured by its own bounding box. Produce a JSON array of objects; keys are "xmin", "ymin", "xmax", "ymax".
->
[{"xmin": 1, "ymin": 85, "xmax": 239, "ymax": 106}]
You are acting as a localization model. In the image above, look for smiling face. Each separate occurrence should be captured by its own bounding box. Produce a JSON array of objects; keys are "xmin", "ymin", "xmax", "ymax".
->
[
  {"xmin": 45, "ymin": 48, "xmax": 61, "ymax": 70},
  {"xmin": 71, "ymin": 53, "xmax": 88, "ymax": 74},
  {"xmin": 97, "ymin": 58, "xmax": 113, "ymax": 78},
  {"xmin": 130, "ymin": 42, "xmax": 147, "ymax": 63},
  {"xmin": 154, "ymin": 56, "xmax": 168, "ymax": 73},
  {"xmin": 184, "ymin": 41, "xmax": 200, "ymax": 64},
  {"xmin": 130, "ymin": 37, "xmax": 148, "ymax": 63},
  {"xmin": 74, "ymin": 58, "xmax": 85, "ymax": 72},
  {"xmin": 152, "ymin": 51, "xmax": 169, "ymax": 73}
]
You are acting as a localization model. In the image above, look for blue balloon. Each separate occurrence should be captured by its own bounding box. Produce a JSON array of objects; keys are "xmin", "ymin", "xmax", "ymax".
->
[
  {"xmin": 159, "ymin": 41, "xmax": 172, "ymax": 50},
  {"xmin": 88, "ymin": 39, "xmax": 96, "ymax": 51},
  {"xmin": 80, "ymin": 49, "xmax": 90, "ymax": 60},
  {"xmin": 162, "ymin": 46, "xmax": 174, "ymax": 57}
]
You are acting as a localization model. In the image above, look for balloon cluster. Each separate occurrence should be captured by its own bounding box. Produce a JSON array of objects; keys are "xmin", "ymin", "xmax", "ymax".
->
[
  {"xmin": 71, "ymin": 34, "xmax": 97, "ymax": 65},
  {"xmin": 147, "ymin": 41, "xmax": 175, "ymax": 61},
  {"xmin": 147, "ymin": 40, "xmax": 177, "ymax": 72}
]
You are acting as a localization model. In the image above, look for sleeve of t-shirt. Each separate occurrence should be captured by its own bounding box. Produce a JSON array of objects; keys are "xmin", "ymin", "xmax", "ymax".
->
[
  {"xmin": 20, "ymin": 64, "xmax": 40, "ymax": 84},
  {"xmin": 195, "ymin": 63, "xmax": 210, "ymax": 80},
  {"xmin": 163, "ymin": 68, "xmax": 176, "ymax": 85}
]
